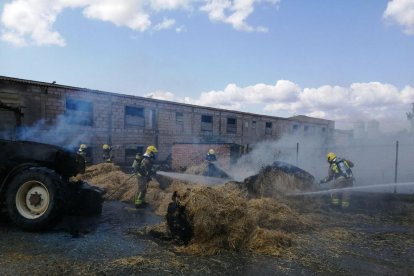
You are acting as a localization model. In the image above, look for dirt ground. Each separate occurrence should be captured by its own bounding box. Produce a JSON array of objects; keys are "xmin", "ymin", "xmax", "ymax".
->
[{"xmin": 1, "ymin": 194, "xmax": 414, "ymax": 275}]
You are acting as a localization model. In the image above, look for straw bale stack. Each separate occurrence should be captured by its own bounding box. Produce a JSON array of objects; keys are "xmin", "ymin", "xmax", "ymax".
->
[
  {"xmin": 159, "ymin": 182, "xmax": 311, "ymax": 256},
  {"xmin": 74, "ymin": 163, "xmax": 137, "ymax": 202}
]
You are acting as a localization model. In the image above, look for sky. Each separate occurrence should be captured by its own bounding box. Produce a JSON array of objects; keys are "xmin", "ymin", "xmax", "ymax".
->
[{"xmin": 0, "ymin": 0, "xmax": 414, "ymax": 132}]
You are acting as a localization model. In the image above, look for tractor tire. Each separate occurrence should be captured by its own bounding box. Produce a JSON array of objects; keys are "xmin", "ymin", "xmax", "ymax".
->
[{"xmin": 5, "ymin": 167, "xmax": 66, "ymax": 231}]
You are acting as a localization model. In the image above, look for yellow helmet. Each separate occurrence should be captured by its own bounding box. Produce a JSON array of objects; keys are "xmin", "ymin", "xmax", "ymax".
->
[
  {"xmin": 146, "ymin": 145, "xmax": 158, "ymax": 155},
  {"xmin": 103, "ymin": 144, "xmax": 110, "ymax": 150},
  {"xmin": 80, "ymin": 144, "xmax": 87, "ymax": 150},
  {"xmin": 208, "ymin": 149, "xmax": 215, "ymax": 155},
  {"xmin": 326, "ymin": 152, "xmax": 336, "ymax": 163}
]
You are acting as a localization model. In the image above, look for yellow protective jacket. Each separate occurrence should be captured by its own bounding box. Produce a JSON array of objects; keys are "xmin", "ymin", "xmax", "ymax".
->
[
  {"xmin": 323, "ymin": 158, "xmax": 354, "ymax": 183},
  {"xmin": 132, "ymin": 153, "xmax": 155, "ymax": 179}
]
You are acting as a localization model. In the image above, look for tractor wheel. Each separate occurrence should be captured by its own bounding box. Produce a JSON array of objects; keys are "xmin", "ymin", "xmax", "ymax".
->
[{"xmin": 5, "ymin": 167, "xmax": 66, "ymax": 231}]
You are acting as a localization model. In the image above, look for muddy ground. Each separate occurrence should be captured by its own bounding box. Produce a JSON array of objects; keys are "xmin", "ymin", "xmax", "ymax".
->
[{"xmin": 1, "ymin": 194, "xmax": 414, "ymax": 275}]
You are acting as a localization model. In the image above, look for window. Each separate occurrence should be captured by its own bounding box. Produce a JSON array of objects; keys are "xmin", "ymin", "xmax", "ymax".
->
[
  {"xmin": 65, "ymin": 98, "xmax": 93, "ymax": 126},
  {"xmin": 125, "ymin": 106, "xmax": 144, "ymax": 128},
  {"xmin": 304, "ymin": 126, "xmax": 309, "ymax": 131},
  {"xmin": 176, "ymin": 112, "xmax": 183, "ymax": 124},
  {"xmin": 293, "ymin": 124, "xmax": 299, "ymax": 131},
  {"xmin": 322, "ymin": 127, "xmax": 326, "ymax": 133},
  {"xmin": 265, "ymin": 122, "xmax": 272, "ymax": 135},
  {"xmin": 252, "ymin": 120, "xmax": 257, "ymax": 129},
  {"xmin": 125, "ymin": 146, "xmax": 144, "ymax": 158},
  {"xmin": 227, "ymin": 117, "xmax": 237, "ymax": 134},
  {"xmin": 201, "ymin": 115, "xmax": 213, "ymax": 134}
]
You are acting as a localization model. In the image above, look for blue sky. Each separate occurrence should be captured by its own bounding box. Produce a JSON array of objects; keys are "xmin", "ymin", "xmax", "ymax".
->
[{"xmin": 0, "ymin": 0, "xmax": 414, "ymax": 131}]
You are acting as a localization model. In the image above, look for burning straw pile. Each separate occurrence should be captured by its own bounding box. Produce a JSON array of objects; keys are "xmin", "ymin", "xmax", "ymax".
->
[
  {"xmin": 146, "ymin": 183, "xmax": 312, "ymax": 256},
  {"xmin": 78, "ymin": 163, "xmax": 317, "ymax": 256},
  {"xmin": 74, "ymin": 163, "xmax": 181, "ymax": 208},
  {"xmin": 243, "ymin": 161, "xmax": 316, "ymax": 197},
  {"xmin": 74, "ymin": 163, "xmax": 137, "ymax": 202},
  {"xmin": 143, "ymin": 162, "xmax": 316, "ymax": 256}
]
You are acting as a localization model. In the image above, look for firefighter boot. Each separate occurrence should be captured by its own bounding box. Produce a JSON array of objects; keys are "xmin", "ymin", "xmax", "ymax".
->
[{"xmin": 135, "ymin": 192, "xmax": 145, "ymax": 209}]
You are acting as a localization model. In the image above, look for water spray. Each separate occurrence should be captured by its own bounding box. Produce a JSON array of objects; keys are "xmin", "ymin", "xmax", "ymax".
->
[
  {"xmin": 157, "ymin": 171, "xmax": 230, "ymax": 186},
  {"xmin": 287, "ymin": 181, "xmax": 414, "ymax": 196}
]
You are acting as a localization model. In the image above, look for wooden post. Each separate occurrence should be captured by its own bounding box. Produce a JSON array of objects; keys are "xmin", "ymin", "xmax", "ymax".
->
[{"xmin": 394, "ymin": 140, "xmax": 399, "ymax": 193}]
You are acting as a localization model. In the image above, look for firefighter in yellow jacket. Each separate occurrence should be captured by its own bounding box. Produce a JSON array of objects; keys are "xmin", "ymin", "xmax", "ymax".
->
[
  {"xmin": 102, "ymin": 144, "xmax": 113, "ymax": 163},
  {"xmin": 319, "ymin": 152, "xmax": 355, "ymax": 209},
  {"xmin": 132, "ymin": 146, "xmax": 158, "ymax": 208},
  {"xmin": 77, "ymin": 144, "xmax": 88, "ymax": 165}
]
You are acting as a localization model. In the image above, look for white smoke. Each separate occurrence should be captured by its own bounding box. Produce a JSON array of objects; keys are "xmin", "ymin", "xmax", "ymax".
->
[
  {"xmin": 17, "ymin": 114, "xmax": 92, "ymax": 151},
  {"xmin": 227, "ymin": 130, "xmax": 414, "ymax": 194}
]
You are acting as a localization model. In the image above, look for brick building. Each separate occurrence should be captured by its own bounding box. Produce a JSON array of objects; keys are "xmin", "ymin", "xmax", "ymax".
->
[{"xmin": 0, "ymin": 76, "xmax": 334, "ymax": 166}]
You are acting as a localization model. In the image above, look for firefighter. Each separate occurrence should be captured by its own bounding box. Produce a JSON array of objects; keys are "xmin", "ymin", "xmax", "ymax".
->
[
  {"xmin": 77, "ymin": 144, "xmax": 87, "ymax": 158},
  {"xmin": 77, "ymin": 144, "xmax": 88, "ymax": 165},
  {"xmin": 206, "ymin": 149, "xmax": 217, "ymax": 162},
  {"xmin": 132, "ymin": 145, "xmax": 158, "ymax": 208},
  {"xmin": 102, "ymin": 144, "xmax": 113, "ymax": 163},
  {"xmin": 319, "ymin": 152, "xmax": 355, "ymax": 209},
  {"xmin": 205, "ymin": 149, "xmax": 217, "ymax": 177}
]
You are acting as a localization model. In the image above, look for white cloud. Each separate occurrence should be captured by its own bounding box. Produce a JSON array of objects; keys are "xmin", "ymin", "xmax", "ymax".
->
[
  {"xmin": 200, "ymin": 0, "xmax": 279, "ymax": 31},
  {"xmin": 175, "ymin": 25, "xmax": 186, "ymax": 32},
  {"xmin": 1, "ymin": 0, "xmax": 66, "ymax": 46},
  {"xmin": 81, "ymin": 1, "xmax": 152, "ymax": 32},
  {"xmin": 0, "ymin": 0, "xmax": 278, "ymax": 46},
  {"xmin": 149, "ymin": 0, "xmax": 191, "ymax": 11},
  {"xmin": 0, "ymin": 30, "xmax": 27, "ymax": 47},
  {"xmin": 349, "ymin": 82, "xmax": 400, "ymax": 107},
  {"xmin": 384, "ymin": 0, "xmax": 414, "ymax": 35},
  {"xmin": 153, "ymin": 18, "xmax": 176, "ymax": 31},
  {"xmin": 181, "ymin": 80, "xmax": 299, "ymax": 110},
  {"xmin": 145, "ymin": 90, "xmax": 176, "ymax": 101},
  {"xmin": 159, "ymin": 80, "xmax": 414, "ymax": 132},
  {"xmin": 401, "ymin": 85, "xmax": 414, "ymax": 103}
]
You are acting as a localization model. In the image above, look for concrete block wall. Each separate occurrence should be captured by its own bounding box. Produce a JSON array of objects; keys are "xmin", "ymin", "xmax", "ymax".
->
[{"xmin": 171, "ymin": 143, "xmax": 232, "ymax": 171}]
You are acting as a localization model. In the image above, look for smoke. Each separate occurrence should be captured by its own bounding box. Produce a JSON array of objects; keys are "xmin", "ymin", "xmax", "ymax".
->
[
  {"xmin": 227, "ymin": 130, "xmax": 414, "ymax": 195},
  {"xmin": 228, "ymin": 133, "xmax": 327, "ymax": 181},
  {"xmin": 16, "ymin": 114, "xmax": 92, "ymax": 151}
]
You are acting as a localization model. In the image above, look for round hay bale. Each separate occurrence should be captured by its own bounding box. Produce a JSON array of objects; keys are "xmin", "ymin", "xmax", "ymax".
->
[{"xmin": 244, "ymin": 162, "xmax": 317, "ymax": 198}]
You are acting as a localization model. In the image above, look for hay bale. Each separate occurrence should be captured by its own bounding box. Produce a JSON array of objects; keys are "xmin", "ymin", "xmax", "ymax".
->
[
  {"xmin": 161, "ymin": 183, "xmax": 309, "ymax": 256},
  {"xmin": 185, "ymin": 162, "xmax": 230, "ymax": 179},
  {"xmin": 247, "ymin": 198, "xmax": 311, "ymax": 232},
  {"xmin": 185, "ymin": 163, "xmax": 209, "ymax": 175},
  {"xmin": 77, "ymin": 163, "xmax": 121, "ymax": 180},
  {"xmin": 247, "ymin": 227, "xmax": 293, "ymax": 256},
  {"xmin": 75, "ymin": 163, "xmax": 136, "ymax": 202},
  {"xmin": 244, "ymin": 163, "xmax": 316, "ymax": 198},
  {"xmin": 76, "ymin": 163, "xmax": 317, "ymax": 257}
]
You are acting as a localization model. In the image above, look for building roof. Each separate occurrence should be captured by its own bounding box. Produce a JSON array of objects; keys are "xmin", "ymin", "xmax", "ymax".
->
[{"xmin": 289, "ymin": 115, "xmax": 333, "ymax": 125}]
